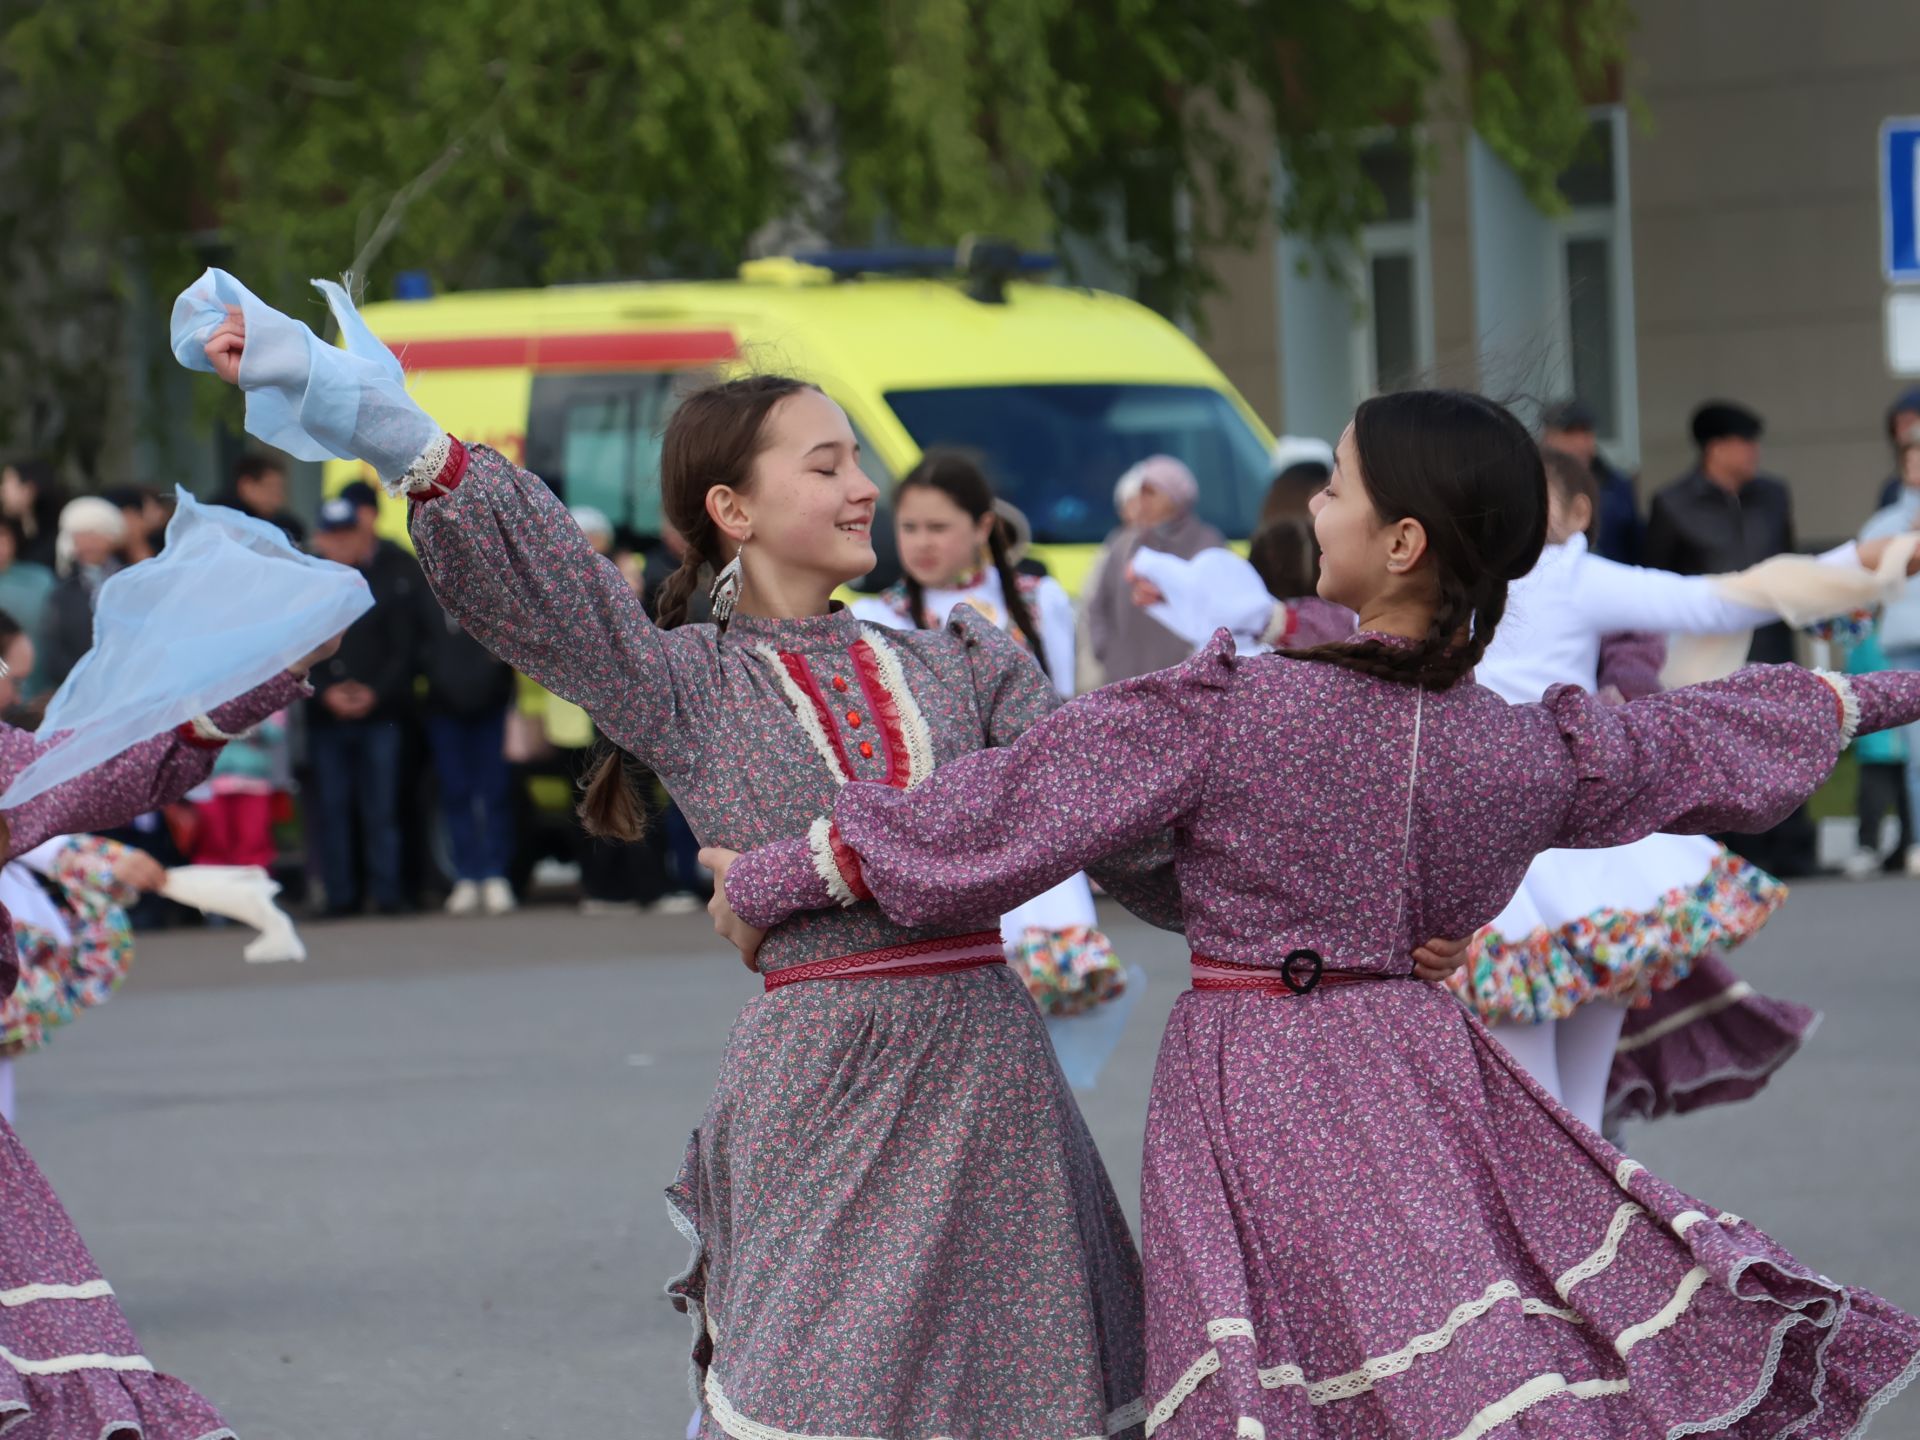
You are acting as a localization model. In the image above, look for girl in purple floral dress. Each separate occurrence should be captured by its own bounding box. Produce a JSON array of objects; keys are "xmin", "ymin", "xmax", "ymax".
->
[
  {"xmin": 0, "ymin": 659, "xmax": 310, "ymax": 1438},
  {"xmin": 716, "ymin": 389, "xmax": 1920, "ymax": 1439}
]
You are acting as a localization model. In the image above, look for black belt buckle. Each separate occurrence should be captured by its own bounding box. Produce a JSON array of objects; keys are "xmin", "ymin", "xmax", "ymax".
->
[{"xmin": 1280, "ymin": 947, "xmax": 1324, "ymax": 995}]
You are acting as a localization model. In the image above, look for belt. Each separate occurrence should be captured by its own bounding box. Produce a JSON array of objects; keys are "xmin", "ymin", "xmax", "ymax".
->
[
  {"xmin": 763, "ymin": 930, "xmax": 1006, "ymax": 991},
  {"xmin": 1190, "ymin": 948, "xmax": 1401, "ymax": 996}
]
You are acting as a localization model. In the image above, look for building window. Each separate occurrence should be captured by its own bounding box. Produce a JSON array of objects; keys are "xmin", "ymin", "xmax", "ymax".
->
[
  {"xmin": 1352, "ymin": 140, "xmax": 1436, "ymax": 397},
  {"xmin": 1549, "ymin": 110, "xmax": 1637, "ymax": 462}
]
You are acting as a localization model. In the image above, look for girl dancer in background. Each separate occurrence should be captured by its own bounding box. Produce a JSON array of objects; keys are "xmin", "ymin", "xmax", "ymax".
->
[
  {"xmin": 715, "ymin": 389, "xmax": 1920, "ymax": 1440},
  {"xmin": 180, "ymin": 272, "xmax": 1469, "ymax": 1440},
  {"xmin": 1454, "ymin": 445, "xmax": 1907, "ymax": 1131},
  {"xmin": 850, "ymin": 450, "xmax": 1129, "ymax": 1036},
  {"xmin": 0, "ymin": 642, "xmax": 318, "ymax": 1438}
]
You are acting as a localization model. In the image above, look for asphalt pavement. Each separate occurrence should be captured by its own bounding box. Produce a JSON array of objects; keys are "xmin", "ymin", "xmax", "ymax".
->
[{"xmin": 17, "ymin": 874, "xmax": 1919, "ymax": 1438}]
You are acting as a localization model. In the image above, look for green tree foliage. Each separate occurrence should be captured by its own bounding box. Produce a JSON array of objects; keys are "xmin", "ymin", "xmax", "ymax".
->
[{"xmin": 0, "ymin": 0, "xmax": 1630, "ymax": 468}]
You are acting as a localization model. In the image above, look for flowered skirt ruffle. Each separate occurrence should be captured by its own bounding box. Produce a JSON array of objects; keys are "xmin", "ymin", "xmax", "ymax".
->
[
  {"xmin": 1449, "ymin": 836, "xmax": 1784, "ymax": 1024},
  {"xmin": 668, "ymin": 962, "xmax": 1146, "ymax": 1440},
  {"xmin": 0, "ymin": 1113, "xmax": 234, "ymax": 1437},
  {"xmin": 1607, "ymin": 948, "xmax": 1820, "ymax": 1127},
  {"xmin": 1000, "ymin": 872, "xmax": 1125, "ymax": 1018},
  {"xmin": 1140, "ymin": 979, "xmax": 1919, "ymax": 1439},
  {"xmin": 1008, "ymin": 926, "xmax": 1124, "ymax": 1017},
  {"xmin": 1, "ymin": 839, "xmax": 139, "ymax": 1056}
]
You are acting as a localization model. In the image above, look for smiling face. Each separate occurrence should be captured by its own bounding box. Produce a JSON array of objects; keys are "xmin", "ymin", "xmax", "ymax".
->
[
  {"xmin": 896, "ymin": 483, "xmax": 993, "ymax": 589},
  {"xmin": 710, "ymin": 387, "xmax": 879, "ymax": 593}
]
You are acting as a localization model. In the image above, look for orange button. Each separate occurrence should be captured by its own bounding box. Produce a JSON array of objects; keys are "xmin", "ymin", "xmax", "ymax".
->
[
  {"xmin": 859, "ymin": 741, "xmax": 874, "ymax": 759},
  {"xmin": 832, "ymin": 676, "xmax": 849, "ymax": 692},
  {"xmin": 846, "ymin": 711, "xmax": 863, "ymax": 728}
]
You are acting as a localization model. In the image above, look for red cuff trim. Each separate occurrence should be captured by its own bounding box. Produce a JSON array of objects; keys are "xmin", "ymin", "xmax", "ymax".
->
[
  {"xmin": 175, "ymin": 721, "xmax": 227, "ymax": 751},
  {"xmin": 409, "ymin": 437, "xmax": 470, "ymax": 504},
  {"xmin": 825, "ymin": 822, "xmax": 873, "ymax": 903}
]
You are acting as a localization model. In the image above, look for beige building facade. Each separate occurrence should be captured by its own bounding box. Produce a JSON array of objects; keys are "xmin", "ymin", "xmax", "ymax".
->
[{"xmin": 1201, "ymin": 0, "xmax": 1920, "ymax": 542}]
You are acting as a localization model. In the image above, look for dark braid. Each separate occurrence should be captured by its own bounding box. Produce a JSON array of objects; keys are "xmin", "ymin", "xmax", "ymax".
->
[
  {"xmin": 987, "ymin": 515, "xmax": 1050, "ymax": 680},
  {"xmin": 901, "ymin": 572, "xmax": 935, "ymax": 630},
  {"xmin": 654, "ymin": 547, "xmax": 707, "ymax": 630},
  {"xmin": 1279, "ymin": 389, "xmax": 1546, "ymax": 693}
]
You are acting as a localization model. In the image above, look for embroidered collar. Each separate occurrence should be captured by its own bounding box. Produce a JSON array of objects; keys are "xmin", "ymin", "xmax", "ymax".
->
[{"xmin": 724, "ymin": 605, "xmax": 864, "ymax": 655}]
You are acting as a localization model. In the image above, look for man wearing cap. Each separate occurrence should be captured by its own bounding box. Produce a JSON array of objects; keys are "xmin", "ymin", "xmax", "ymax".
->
[
  {"xmin": 306, "ymin": 495, "xmax": 423, "ymax": 917},
  {"xmin": 1645, "ymin": 399, "xmax": 1811, "ymax": 874},
  {"xmin": 1540, "ymin": 400, "xmax": 1641, "ymax": 564}
]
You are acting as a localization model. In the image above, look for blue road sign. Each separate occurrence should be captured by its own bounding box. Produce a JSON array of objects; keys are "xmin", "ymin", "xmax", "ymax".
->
[{"xmin": 1885, "ymin": 118, "xmax": 1920, "ymax": 283}]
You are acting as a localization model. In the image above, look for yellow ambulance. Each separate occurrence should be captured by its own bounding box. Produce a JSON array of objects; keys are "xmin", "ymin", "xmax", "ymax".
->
[{"xmin": 323, "ymin": 249, "xmax": 1274, "ymax": 594}]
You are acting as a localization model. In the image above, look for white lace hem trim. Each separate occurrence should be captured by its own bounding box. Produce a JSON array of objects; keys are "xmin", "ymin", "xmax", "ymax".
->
[
  {"xmin": 1612, "ymin": 981, "xmax": 1756, "ymax": 1052},
  {"xmin": 1144, "ymin": 1209, "xmax": 1745, "ymax": 1433},
  {"xmin": 1813, "ymin": 669, "xmax": 1861, "ymax": 746},
  {"xmin": 0, "ymin": 1280, "xmax": 113, "ymax": 1307},
  {"xmin": 0, "ymin": 1343, "xmax": 152, "ymax": 1377},
  {"xmin": 1446, "ymin": 1373, "xmax": 1630, "ymax": 1440},
  {"xmin": 806, "ymin": 816, "xmax": 859, "ymax": 908},
  {"xmin": 704, "ymin": 1368, "xmax": 1142, "ymax": 1439}
]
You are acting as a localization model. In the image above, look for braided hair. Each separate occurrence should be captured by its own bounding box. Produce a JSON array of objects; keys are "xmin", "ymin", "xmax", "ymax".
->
[
  {"xmin": 895, "ymin": 449, "xmax": 1050, "ymax": 679},
  {"xmin": 579, "ymin": 374, "xmax": 817, "ymax": 841},
  {"xmin": 1281, "ymin": 390, "xmax": 1546, "ymax": 692}
]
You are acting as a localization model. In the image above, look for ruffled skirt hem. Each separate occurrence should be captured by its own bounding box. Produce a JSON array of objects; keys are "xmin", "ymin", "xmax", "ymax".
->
[{"xmin": 1451, "ymin": 844, "xmax": 1784, "ymax": 1024}]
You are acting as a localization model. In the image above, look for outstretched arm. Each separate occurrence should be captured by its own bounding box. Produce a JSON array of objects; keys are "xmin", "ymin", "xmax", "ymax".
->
[
  {"xmin": 1539, "ymin": 664, "xmax": 1920, "ymax": 848},
  {"xmin": 723, "ymin": 642, "xmax": 1234, "ymax": 933},
  {"xmin": 177, "ymin": 273, "xmax": 702, "ymax": 771}
]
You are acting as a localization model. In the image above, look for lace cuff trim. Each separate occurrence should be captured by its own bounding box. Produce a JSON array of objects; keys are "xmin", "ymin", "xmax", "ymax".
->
[
  {"xmin": 394, "ymin": 434, "xmax": 467, "ymax": 501},
  {"xmin": 1811, "ymin": 669, "xmax": 1860, "ymax": 746}
]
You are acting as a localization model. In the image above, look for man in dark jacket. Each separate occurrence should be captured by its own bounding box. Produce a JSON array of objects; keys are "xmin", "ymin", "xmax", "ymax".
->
[
  {"xmin": 306, "ymin": 497, "xmax": 420, "ymax": 915},
  {"xmin": 1540, "ymin": 399, "xmax": 1641, "ymax": 563},
  {"xmin": 1644, "ymin": 399, "xmax": 1812, "ymax": 874},
  {"xmin": 419, "ymin": 591, "xmax": 519, "ymax": 917}
]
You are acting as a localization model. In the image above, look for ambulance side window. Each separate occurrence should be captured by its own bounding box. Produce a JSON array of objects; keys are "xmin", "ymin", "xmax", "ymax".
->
[{"xmin": 526, "ymin": 372, "xmax": 693, "ymax": 537}]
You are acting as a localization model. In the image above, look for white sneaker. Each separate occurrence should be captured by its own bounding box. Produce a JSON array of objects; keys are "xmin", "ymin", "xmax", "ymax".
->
[
  {"xmin": 1906, "ymin": 846, "xmax": 1920, "ymax": 879},
  {"xmin": 444, "ymin": 880, "xmax": 482, "ymax": 916},
  {"xmin": 651, "ymin": 892, "xmax": 704, "ymax": 916},
  {"xmin": 482, "ymin": 877, "xmax": 517, "ymax": 916},
  {"xmin": 1842, "ymin": 848, "xmax": 1885, "ymax": 881}
]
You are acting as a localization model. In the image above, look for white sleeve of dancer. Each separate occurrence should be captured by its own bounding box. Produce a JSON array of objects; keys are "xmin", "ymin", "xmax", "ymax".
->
[
  {"xmin": 170, "ymin": 268, "xmax": 442, "ymax": 484},
  {"xmin": 15, "ymin": 837, "xmax": 71, "ymax": 878},
  {"xmin": 1034, "ymin": 578, "xmax": 1078, "ymax": 697},
  {"xmin": 1566, "ymin": 547, "xmax": 1858, "ymax": 636},
  {"xmin": 1134, "ymin": 547, "xmax": 1274, "ymax": 651}
]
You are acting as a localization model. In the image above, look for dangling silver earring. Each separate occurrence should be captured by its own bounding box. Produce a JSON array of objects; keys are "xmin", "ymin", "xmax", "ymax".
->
[{"xmin": 709, "ymin": 538, "xmax": 746, "ymax": 623}]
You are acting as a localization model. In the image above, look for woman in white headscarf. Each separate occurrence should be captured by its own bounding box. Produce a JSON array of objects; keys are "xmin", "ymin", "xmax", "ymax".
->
[
  {"xmin": 36, "ymin": 496, "xmax": 126, "ymax": 694},
  {"xmin": 1083, "ymin": 454, "xmax": 1224, "ymax": 683}
]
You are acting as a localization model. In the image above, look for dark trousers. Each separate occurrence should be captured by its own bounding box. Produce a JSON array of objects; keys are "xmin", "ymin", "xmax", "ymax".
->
[
  {"xmin": 308, "ymin": 720, "xmax": 404, "ymax": 911},
  {"xmin": 426, "ymin": 708, "xmax": 515, "ymax": 882},
  {"xmin": 1858, "ymin": 761, "xmax": 1912, "ymax": 857}
]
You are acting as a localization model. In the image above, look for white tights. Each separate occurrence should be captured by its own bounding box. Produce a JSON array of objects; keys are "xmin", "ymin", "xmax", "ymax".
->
[
  {"xmin": 0, "ymin": 1059, "xmax": 14, "ymax": 1125},
  {"xmin": 1492, "ymin": 1001, "xmax": 1628, "ymax": 1134}
]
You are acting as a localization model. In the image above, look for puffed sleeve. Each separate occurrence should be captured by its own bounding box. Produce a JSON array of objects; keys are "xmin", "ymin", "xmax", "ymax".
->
[{"xmin": 725, "ymin": 638, "xmax": 1235, "ymax": 931}]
